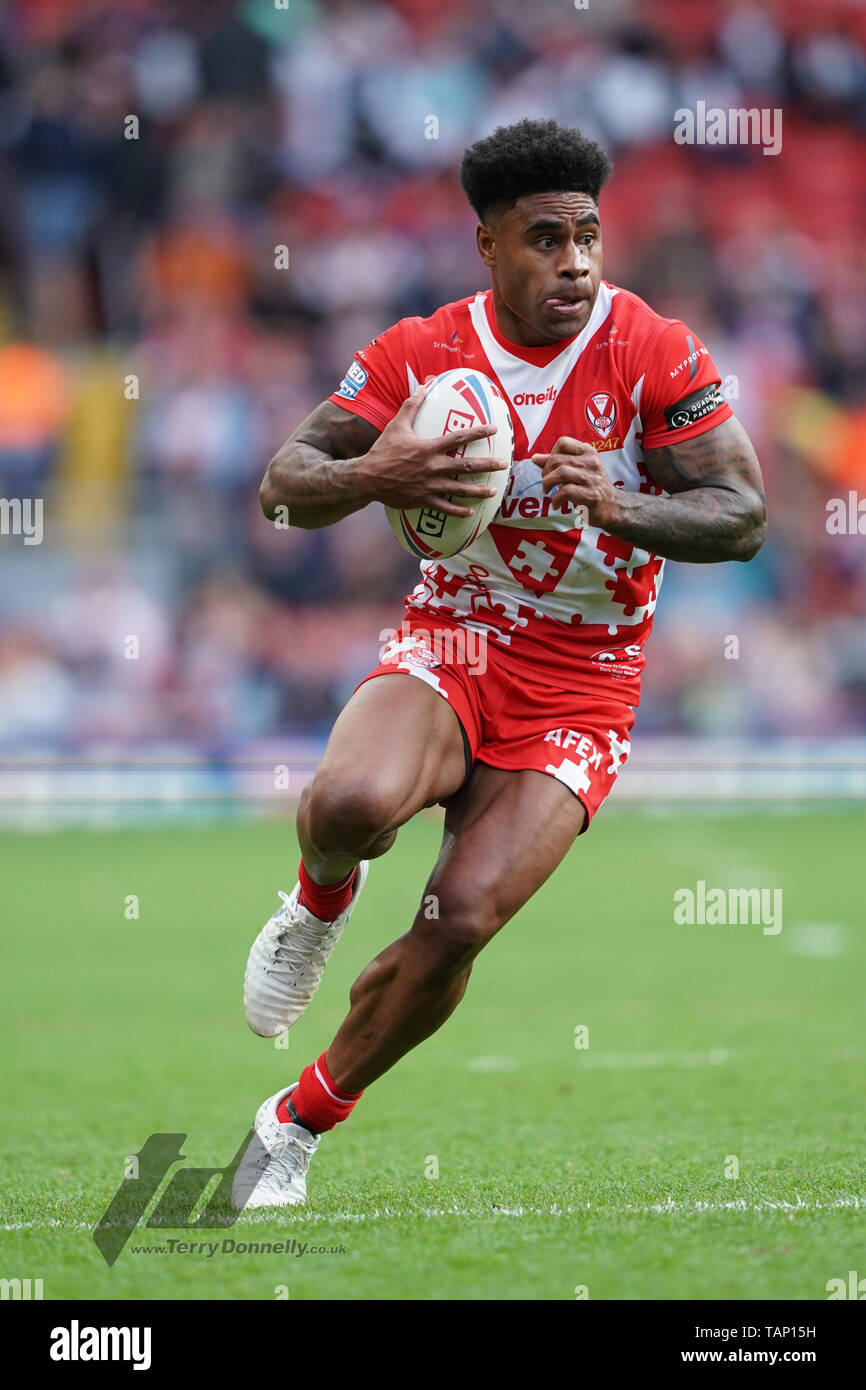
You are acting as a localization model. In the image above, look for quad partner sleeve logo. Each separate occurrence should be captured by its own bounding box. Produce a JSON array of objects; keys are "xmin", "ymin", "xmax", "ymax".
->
[{"xmin": 664, "ymin": 381, "xmax": 726, "ymax": 430}]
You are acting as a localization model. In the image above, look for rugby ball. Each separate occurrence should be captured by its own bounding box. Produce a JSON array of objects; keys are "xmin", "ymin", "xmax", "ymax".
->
[{"xmin": 385, "ymin": 368, "xmax": 514, "ymax": 559}]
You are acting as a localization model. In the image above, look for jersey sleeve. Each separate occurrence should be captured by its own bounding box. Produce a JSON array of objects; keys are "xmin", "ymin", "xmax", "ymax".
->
[
  {"xmin": 326, "ymin": 322, "xmax": 411, "ymax": 432},
  {"xmin": 638, "ymin": 321, "xmax": 733, "ymax": 450}
]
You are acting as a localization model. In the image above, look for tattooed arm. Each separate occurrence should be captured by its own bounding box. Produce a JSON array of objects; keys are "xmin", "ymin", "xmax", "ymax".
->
[
  {"xmin": 260, "ymin": 393, "xmax": 505, "ymax": 530},
  {"xmin": 260, "ymin": 402, "xmax": 382, "ymax": 529},
  {"xmin": 532, "ymin": 416, "xmax": 767, "ymax": 562}
]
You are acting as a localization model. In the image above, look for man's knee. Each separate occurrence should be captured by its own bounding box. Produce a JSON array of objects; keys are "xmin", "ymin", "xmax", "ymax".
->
[{"xmin": 299, "ymin": 769, "xmax": 404, "ymax": 859}]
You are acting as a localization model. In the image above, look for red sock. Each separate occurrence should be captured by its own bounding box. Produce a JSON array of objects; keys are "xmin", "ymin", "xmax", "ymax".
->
[
  {"xmin": 298, "ymin": 859, "xmax": 357, "ymax": 921},
  {"xmin": 276, "ymin": 1053, "xmax": 363, "ymax": 1134}
]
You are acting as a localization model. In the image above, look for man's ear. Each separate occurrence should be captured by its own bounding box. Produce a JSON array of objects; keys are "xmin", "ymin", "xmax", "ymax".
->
[{"xmin": 476, "ymin": 223, "xmax": 496, "ymax": 268}]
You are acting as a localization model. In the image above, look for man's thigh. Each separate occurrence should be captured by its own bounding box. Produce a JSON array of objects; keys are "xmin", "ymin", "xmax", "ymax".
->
[
  {"xmin": 425, "ymin": 762, "xmax": 588, "ymax": 933},
  {"xmin": 314, "ymin": 672, "xmax": 469, "ymax": 817}
]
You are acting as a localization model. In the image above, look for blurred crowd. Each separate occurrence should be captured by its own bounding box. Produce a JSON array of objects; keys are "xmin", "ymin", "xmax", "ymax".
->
[{"xmin": 1, "ymin": 0, "xmax": 865, "ymax": 752}]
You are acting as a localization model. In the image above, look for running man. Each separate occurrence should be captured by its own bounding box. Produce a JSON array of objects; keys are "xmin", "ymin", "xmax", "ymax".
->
[{"xmin": 233, "ymin": 118, "xmax": 766, "ymax": 1208}]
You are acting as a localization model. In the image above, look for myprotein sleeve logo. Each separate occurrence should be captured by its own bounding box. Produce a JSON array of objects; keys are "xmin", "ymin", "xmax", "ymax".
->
[
  {"xmin": 336, "ymin": 360, "xmax": 368, "ymax": 400},
  {"xmin": 664, "ymin": 381, "xmax": 725, "ymax": 430}
]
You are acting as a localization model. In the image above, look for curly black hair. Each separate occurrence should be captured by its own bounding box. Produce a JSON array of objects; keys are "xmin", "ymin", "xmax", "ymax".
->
[{"xmin": 460, "ymin": 118, "xmax": 613, "ymax": 222}]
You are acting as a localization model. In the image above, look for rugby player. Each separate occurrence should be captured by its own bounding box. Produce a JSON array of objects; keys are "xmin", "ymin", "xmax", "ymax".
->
[{"xmin": 233, "ymin": 118, "xmax": 766, "ymax": 1208}]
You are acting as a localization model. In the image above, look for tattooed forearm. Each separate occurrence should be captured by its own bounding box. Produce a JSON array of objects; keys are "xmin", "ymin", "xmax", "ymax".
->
[
  {"xmin": 260, "ymin": 402, "xmax": 382, "ymax": 529},
  {"xmin": 611, "ymin": 417, "xmax": 767, "ymax": 562},
  {"xmin": 609, "ymin": 485, "xmax": 764, "ymax": 562}
]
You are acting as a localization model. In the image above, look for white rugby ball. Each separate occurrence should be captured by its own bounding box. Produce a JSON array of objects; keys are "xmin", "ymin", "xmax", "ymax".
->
[{"xmin": 385, "ymin": 368, "xmax": 514, "ymax": 559}]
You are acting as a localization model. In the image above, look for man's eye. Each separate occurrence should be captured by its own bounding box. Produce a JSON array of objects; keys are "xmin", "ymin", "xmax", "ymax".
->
[{"xmin": 538, "ymin": 238, "xmax": 556, "ymax": 249}]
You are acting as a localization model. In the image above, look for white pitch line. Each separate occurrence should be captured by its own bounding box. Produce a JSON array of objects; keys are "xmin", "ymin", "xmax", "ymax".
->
[
  {"xmin": 244, "ymin": 1196, "xmax": 865, "ymax": 1222},
  {"xmin": 576, "ymin": 1048, "xmax": 730, "ymax": 1070},
  {"xmin": 466, "ymin": 1049, "xmax": 736, "ymax": 1073},
  {"xmin": 3, "ymin": 1194, "xmax": 865, "ymax": 1233},
  {"xmin": 466, "ymin": 1056, "xmax": 519, "ymax": 1073}
]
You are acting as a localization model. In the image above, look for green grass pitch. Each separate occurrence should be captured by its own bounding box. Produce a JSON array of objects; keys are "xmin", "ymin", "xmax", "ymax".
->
[{"xmin": 1, "ymin": 807, "xmax": 864, "ymax": 1301}]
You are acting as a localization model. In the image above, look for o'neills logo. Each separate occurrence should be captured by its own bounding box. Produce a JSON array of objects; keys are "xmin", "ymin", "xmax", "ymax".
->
[
  {"xmin": 585, "ymin": 392, "xmax": 618, "ymax": 438},
  {"xmin": 513, "ymin": 385, "xmax": 558, "ymax": 406}
]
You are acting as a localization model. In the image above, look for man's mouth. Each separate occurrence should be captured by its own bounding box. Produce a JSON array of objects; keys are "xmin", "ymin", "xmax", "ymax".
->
[{"xmin": 545, "ymin": 295, "xmax": 590, "ymax": 317}]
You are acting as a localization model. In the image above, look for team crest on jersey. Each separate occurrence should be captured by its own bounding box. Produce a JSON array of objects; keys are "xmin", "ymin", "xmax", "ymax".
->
[{"xmin": 585, "ymin": 392, "xmax": 618, "ymax": 439}]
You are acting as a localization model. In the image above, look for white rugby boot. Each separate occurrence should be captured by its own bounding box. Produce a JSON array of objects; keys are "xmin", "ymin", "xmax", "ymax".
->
[
  {"xmin": 231, "ymin": 1084, "xmax": 319, "ymax": 1210},
  {"xmin": 244, "ymin": 862, "xmax": 369, "ymax": 1037}
]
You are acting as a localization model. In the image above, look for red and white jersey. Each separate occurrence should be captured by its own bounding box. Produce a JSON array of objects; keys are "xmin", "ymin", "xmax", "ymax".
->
[{"xmin": 328, "ymin": 283, "xmax": 733, "ymax": 704}]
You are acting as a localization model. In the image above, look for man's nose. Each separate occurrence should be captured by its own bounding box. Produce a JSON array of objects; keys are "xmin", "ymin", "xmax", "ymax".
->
[{"xmin": 559, "ymin": 244, "xmax": 591, "ymax": 279}]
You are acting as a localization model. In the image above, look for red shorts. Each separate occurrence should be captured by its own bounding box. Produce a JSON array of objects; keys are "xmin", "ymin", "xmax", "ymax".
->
[{"xmin": 354, "ymin": 613, "xmax": 636, "ymax": 832}]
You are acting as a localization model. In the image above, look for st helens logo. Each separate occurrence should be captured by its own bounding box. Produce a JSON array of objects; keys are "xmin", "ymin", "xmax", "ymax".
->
[{"xmin": 585, "ymin": 392, "xmax": 618, "ymax": 439}]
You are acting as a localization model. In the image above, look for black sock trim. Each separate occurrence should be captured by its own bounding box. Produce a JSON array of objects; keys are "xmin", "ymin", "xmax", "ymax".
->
[{"xmin": 288, "ymin": 1094, "xmax": 319, "ymax": 1135}]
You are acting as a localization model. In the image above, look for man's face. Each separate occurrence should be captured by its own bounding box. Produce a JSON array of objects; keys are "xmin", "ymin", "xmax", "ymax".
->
[{"xmin": 477, "ymin": 191, "xmax": 603, "ymax": 347}]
